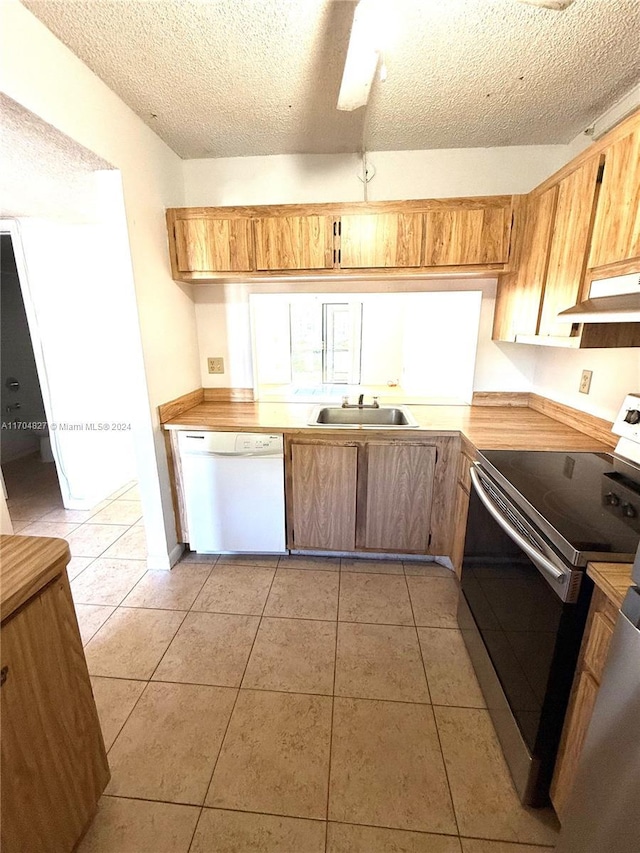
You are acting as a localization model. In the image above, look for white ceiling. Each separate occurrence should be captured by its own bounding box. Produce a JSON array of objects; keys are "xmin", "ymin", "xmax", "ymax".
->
[
  {"xmin": 0, "ymin": 94, "xmax": 112, "ymax": 222},
  {"xmin": 21, "ymin": 0, "xmax": 640, "ymax": 160}
]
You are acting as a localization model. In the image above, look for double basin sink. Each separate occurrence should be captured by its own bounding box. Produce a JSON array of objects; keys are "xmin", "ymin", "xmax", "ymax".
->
[{"xmin": 307, "ymin": 405, "xmax": 419, "ymax": 428}]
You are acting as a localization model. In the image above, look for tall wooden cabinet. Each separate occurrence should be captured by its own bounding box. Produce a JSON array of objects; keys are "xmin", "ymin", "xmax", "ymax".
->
[{"xmin": 1, "ymin": 535, "xmax": 109, "ymax": 853}]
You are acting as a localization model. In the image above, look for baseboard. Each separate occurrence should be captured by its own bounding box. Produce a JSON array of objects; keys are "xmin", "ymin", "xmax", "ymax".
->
[{"xmin": 146, "ymin": 542, "xmax": 185, "ymax": 571}]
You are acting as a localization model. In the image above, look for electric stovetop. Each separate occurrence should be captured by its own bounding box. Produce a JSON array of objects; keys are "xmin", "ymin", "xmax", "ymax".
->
[{"xmin": 478, "ymin": 450, "xmax": 640, "ymax": 563}]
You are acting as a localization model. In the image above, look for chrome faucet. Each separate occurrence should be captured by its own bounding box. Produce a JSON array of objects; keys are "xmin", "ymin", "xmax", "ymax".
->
[{"xmin": 341, "ymin": 394, "xmax": 380, "ymax": 409}]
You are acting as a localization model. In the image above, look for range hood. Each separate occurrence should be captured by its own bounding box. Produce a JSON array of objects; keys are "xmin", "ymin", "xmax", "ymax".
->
[{"xmin": 558, "ymin": 272, "xmax": 640, "ymax": 324}]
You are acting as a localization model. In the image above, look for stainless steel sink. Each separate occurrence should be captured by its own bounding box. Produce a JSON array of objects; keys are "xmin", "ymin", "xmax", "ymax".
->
[{"xmin": 307, "ymin": 405, "xmax": 419, "ymax": 428}]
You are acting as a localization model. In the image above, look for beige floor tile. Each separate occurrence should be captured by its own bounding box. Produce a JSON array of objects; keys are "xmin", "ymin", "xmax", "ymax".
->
[
  {"xmin": 106, "ymin": 481, "xmax": 136, "ymax": 500},
  {"xmin": 460, "ymin": 841, "xmax": 555, "ymax": 853},
  {"xmin": 66, "ymin": 555, "xmax": 94, "ymax": 581},
  {"xmin": 8, "ymin": 498, "xmax": 61, "ymax": 521},
  {"xmin": 341, "ymin": 558, "xmax": 404, "ymax": 574},
  {"xmin": 78, "ymin": 796, "xmax": 200, "ymax": 853},
  {"xmin": 418, "ymin": 628, "xmax": 485, "ymax": 708},
  {"xmin": 217, "ymin": 554, "xmax": 280, "ymax": 568},
  {"xmin": 335, "ymin": 622, "xmax": 430, "ymax": 703},
  {"xmin": 101, "ymin": 525, "xmax": 148, "ymax": 560},
  {"xmin": 19, "ymin": 520, "xmax": 79, "ymax": 537},
  {"xmin": 278, "ymin": 554, "xmax": 340, "ymax": 571},
  {"xmin": 329, "ymin": 697, "xmax": 456, "ymax": 834},
  {"xmin": 179, "ymin": 550, "xmax": 219, "ymax": 564},
  {"xmin": 65, "ymin": 523, "xmax": 129, "ymax": 557},
  {"xmin": 122, "ymin": 563, "xmax": 212, "ymax": 610},
  {"xmin": 339, "ymin": 573, "xmax": 413, "ymax": 626},
  {"xmin": 407, "ymin": 576, "xmax": 460, "ymax": 628},
  {"xmin": 41, "ymin": 506, "xmax": 94, "ymax": 524},
  {"xmin": 264, "ymin": 569, "xmax": 339, "ymax": 620},
  {"xmin": 435, "ymin": 707, "xmax": 559, "ymax": 845},
  {"xmin": 327, "ymin": 822, "xmax": 462, "ymax": 853},
  {"xmin": 120, "ymin": 484, "xmax": 141, "ymax": 500},
  {"xmin": 404, "ymin": 561, "xmax": 455, "ymax": 578},
  {"xmin": 90, "ymin": 500, "xmax": 143, "ymax": 525},
  {"xmin": 106, "ymin": 681, "xmax": 236, "ymax": 804},
  {"xmin": 71, "ymin": 558, "xmax": 148, "ymax": 606},
  {"xmin": 207, "ymin": 689, "xmax": 332, "ymax": 819},
  {"xmin": 90, "ymin": 676, "xmax": 146, "ymax": 750},
  {"xmin": 192, "ymin": 565, "xmax": 274, "ymax": 615},
  {"xmin": 84, "ymin": 607, "xmax": 185, "ymax": 679},
  {"xmin": 243, "ymin": 617, "xmax": 336, "ymax": 694},
  {"xmin": 191, "ymin": 808, "xmax": 326, "ymax": 853},
  {"xmin": 9, "ymin": 519, "xmax": 31, "ymax": 533},
  {"xmin": 75, "ymin": 603, "xmax": 116, "ymax": 645},
  {"xmin": 153, "ymin": 611, "xmax": 260, "ymax": 686}
]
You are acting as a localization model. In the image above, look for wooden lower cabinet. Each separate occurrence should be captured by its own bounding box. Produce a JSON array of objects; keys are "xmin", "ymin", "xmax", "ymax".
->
[
  {"xmin": 1, "ymin": 567, "xmax": 110, "ymax": 852},
  {"xmin": 289, "ymin": 442, "xmax": 358, "ymax": 550},
  {"xmin": 287, "ymin": 436, "xmax": 455, "ymax": 556},
  {"xmin": 362, "ymin": 443, "xmax": 436, "ymax": 552},
  {"xmin": 550, "ymin": 587, "xmax": 617, "ymax": 818}
]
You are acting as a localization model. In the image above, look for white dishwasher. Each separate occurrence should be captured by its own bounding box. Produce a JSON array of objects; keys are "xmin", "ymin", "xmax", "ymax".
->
[{"xmin": 178, "ymin": 431, "xmax": 286, "ymax": 554}]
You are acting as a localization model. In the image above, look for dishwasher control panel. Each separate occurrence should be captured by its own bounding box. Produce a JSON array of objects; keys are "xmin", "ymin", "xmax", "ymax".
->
[{"xmin": 178, "ymin": 430, "xmax": 284, "ymax": 456}]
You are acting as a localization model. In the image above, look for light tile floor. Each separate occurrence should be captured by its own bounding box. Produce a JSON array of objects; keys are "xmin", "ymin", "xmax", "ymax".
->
[{"xmin": 5, "ymin": 456, "xmax": 560, "ymax": 853}]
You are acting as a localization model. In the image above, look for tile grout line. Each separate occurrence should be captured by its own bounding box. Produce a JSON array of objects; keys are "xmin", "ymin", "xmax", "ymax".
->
[
  {"xmin": 197, "ymin": 564, "xmax": 279, "ymax": 810},
  {"xmin": 404, "ymin": 570, "xmax": 462, "ymax": 841},
  {"xmin": 186, "ymin": 806, "xmax": 204, "ymax": 853},
  {"xmin": 324, "ymin": 569, "xmax": 341, "ymax": 853}
]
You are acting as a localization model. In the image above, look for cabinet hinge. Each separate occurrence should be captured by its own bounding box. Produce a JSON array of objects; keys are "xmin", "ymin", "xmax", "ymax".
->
[
  {"xmin": 333, "ymin": 221, "xmax": 337, "ymax": 237},
  {"xmin": 597, "ymin": 162, "xmax": 605, "ymax": 184},
  {"xmin": 435, "ymin": 447, "xmax": 438, "ymax": 463},
  {"xmin": 338, "ymin": 221, "xmax": 342, "ymax": 236},
  {"xmin": 333, "ymin": 249, "xmax": 336, "ymax": 264},
  {"xmin": 428, "ymin": 532, "xmax": 432, "ymax": 548},
  {"xmin": 338, "ymin": 248, "xmax": 341, "ymax": 264}
]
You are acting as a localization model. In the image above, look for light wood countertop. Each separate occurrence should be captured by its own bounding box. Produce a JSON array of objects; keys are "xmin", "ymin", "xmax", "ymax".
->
[
  {"xmin": 587, "ymin": 562, "xmax": 634, "ymax": 610},
  {"xmin": 163, "ymin": 402, "xmax": 610, "ymax": 452},
  {"xmin": 0, "ymin": 534, "xmax": 70, "ymax": 622}
]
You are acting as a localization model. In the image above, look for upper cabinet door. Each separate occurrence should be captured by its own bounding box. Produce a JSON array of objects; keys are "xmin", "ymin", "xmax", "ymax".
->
[
  {"xmin": 423, "ymin": 203, "xmax": 510, "ymax": 266},
  {"xmin": 492, "ymin": 188, "xmax": 558, "ymax": 342},
  {"xmin": 538, "ymin": 157, "xmax": 601, "ymax": 338},
  {"xmin": 588, "ymin": 128, "xmax": 640, "ymax": 269},
  {"xmin": 339, "ymin": 213, "xmax": 423, "ymax": 268},
  {"xmin": 174, "ymin": 218, "xmax": 254, "ymax": 272},
  {"xmin": 254, "ymin": 215, "xmax": 334, "ymax": 270}
]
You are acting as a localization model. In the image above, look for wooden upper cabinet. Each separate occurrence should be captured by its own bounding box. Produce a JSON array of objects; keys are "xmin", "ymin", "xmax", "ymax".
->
[
  {"xmin": 424, "ymin": 203, "xmax": 511, "ymax": 266},
  {"xmin": 174, "ymin": 217, "xmax": 254, "ymax": 272},
  {"xmin": 339, "ymin": 213, "xmax": 423, "ymax": 268},
  {"xmin": 254, "ymin": 215, "xmax": 334, "ymax": 270},
  {"xmin": 588, "ymin": 127, "xmax": 640, "ymax": 269},
  {"xmin": 493, "ymin": 188, "xmax": 557, "ymax": 342},
  {"xmin": 290, "ymin": 442, "xmax": 357, "ymax": 550},
  {"xmin": 363, "ymin": 443, "xmax": 436, "ymax": 552},
  {"xmin": 538, "ymin": 157, "xmax": 601, "ymax": 338}
]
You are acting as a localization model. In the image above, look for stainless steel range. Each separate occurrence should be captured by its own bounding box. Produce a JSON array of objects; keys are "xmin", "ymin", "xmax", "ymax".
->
[{"xmin": 457, "ymin": 393, "xmax": 640, "ymax": 807}]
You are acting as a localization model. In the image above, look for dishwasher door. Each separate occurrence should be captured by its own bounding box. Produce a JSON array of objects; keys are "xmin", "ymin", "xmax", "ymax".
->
[{"xmin": 178, "ymin": 431, "xmax": 286, "ymax": 554}]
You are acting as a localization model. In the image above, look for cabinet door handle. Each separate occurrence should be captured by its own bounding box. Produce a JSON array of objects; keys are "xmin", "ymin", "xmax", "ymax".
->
[{"xmin": 1, "ymin": 665, "xmax": 8, "ymax": 687}]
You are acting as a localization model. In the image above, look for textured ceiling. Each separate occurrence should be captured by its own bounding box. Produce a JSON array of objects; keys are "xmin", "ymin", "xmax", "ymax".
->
[
  {"xmin": 0, "ymin": 94, "xmax": 112, "ymax": 222},
  {"xmin": 20, "ymin": 0, "xmax": 640, "ymax": 159}
]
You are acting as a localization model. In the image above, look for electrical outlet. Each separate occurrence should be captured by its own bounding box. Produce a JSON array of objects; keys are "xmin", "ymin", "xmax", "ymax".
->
[
  {"xmin": 579, "ymin": 369, "xmax": 592, "ymax": 394},
  {"xmin": 207, "ymin": 357, "xmax": 225, "ymax": 374}
]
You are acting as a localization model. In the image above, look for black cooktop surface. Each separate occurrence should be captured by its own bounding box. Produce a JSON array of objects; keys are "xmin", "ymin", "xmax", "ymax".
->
[{"xmin": 479, "ymin": 450, "xmax": 640, "ymax": 558}]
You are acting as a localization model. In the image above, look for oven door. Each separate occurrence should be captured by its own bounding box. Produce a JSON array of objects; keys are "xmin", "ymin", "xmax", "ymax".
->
[{"xmin": 458, "ymin": 463, "xmax": 592, "ymax": 806}]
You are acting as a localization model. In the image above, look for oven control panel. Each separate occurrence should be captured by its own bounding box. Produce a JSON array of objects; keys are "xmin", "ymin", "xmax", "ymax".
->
[{"xmin": 613, "ymin": 393, "xmax": 640, "ymax": 441}]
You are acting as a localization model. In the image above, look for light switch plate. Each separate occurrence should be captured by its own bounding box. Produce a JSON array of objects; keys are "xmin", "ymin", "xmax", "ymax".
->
[
  {"xmin": 579, "ymin": 370, "xmax": 592, "ymax": 394},
  {"xmin": 208, "ymin": 357, "xmax": 224, "ymax": 374}
]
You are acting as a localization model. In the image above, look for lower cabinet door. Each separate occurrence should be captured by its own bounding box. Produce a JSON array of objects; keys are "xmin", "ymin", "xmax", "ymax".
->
[
  {"xmin": 363, "ymin": 443, "xmax": 436, "ymax": 552},
  {"xmin": 290, "ymin": 443, "xmax": 358, "ymax": 550}
]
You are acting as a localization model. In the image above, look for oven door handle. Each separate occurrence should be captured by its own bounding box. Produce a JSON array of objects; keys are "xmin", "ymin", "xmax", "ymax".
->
[{"xmin": 469, "ymin": 465, "xmax": 568, "ymax": 585}]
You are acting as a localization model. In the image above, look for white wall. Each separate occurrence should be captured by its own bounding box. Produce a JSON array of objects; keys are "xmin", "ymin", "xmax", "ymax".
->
[
  {"xmin": 0, "ymin": 0, "xmax": 201, "ymax": 566},
  {"xmin": 531, "ymin": 346, "xmax": 640, "ymax": 422},
  {"xmin": 184, "ymin": 145, "xmax": 574, "ymax": 207}
]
